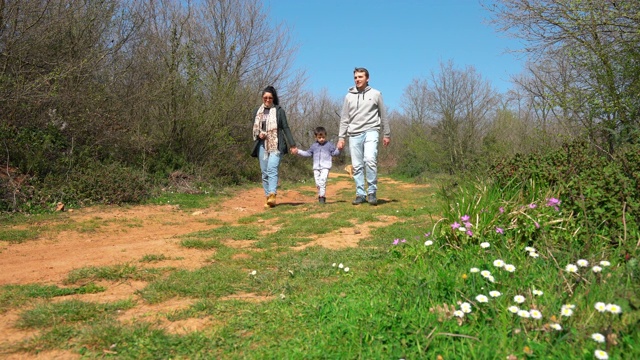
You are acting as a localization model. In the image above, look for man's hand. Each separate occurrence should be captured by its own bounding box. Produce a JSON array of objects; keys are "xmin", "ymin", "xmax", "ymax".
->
[
  {"xmin": 337, "ymin": 139, "xmax": 345, "ymax": 150},
  {"xmin": 383, "ymin": 137, "xmax": 390, "ymax": 147}
]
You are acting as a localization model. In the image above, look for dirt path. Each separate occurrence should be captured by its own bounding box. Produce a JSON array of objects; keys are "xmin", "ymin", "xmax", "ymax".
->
[
  {"xmin": 0, "ymin": 173, "xmax": 415, "ymax": 359},
  {"xmin": 0, "ymin": 174, "xmax": 370, "ymax": 285}
]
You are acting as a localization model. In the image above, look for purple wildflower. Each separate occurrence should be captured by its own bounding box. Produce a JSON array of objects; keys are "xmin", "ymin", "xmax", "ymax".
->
[
  {"xmin": 534, "ymin": 221, "xmax": 540, "ymax": 229},
  {"xmin": 461, "ymin": 214, "xmax": 470, "ymax": 222},
  {"xmin": 401, "ymin": 239, "xmax": 407, "ymax": 243},
  {"xmin": 451, "ymin": 222, "xmax": 461, "ymax": 230},
  {"xmin": 496, "ymin": 227, "xmax": 504, "ymax": 234},
  {"xmin": 466, "ymin": 230, "xmax": 473, "ymax": 236},
  {"xmin": 499, "ymin": 207, "xmax": 505, "ymax": 214},
  {"xmin": 529, "ymin": 203, "xmax": 537, "ymax": 209},
  {"xmin": 464, "ymin": 221, "xmax": 473, "ymax": 228},
  {"xmin": 546, "ymin": 197, "xmax": 561, "ymax": 207},
  {"xmin": 392, "ymin": 239, "xmax": 399, "ymax": 245},
  {"xmin": 424, "ymin": 232, "xmax": 431, "ymax": 237}
]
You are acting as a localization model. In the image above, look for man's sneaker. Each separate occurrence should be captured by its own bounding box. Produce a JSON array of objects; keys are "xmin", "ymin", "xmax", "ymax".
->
[
  {"xmin": 352, "ymin": 196, "xmax": 367, "ymax": 205},
  {"xmin": 319, "ymin": 197, "xmax": 326, "ymax": 204},
  {"xmin": 368, "ymin": 193, "xmax": 378, "ymax": 205}
]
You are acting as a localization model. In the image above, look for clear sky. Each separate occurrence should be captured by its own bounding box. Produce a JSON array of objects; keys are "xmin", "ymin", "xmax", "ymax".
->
[{"xmin": 265, "ymin": 0, "xmax": 526, "ymax": 112}]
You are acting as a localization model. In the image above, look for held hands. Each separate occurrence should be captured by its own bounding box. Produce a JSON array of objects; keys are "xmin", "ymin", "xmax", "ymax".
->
[
  {"xmin": 290, "ymin": 146, "xmax": 298, "ymax": 155},
  {"xmin": 337, "ymin": 140, "xmax": 345, "ymax": 150}
]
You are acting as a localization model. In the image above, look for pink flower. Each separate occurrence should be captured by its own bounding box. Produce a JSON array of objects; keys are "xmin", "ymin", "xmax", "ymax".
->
[
  {"xmin": 451, "ymin": 222, "xmax": 461, "ymax": 230},
  {"xmin": 499, "ymin": 207, "xmax": 505, "ymax": 214},
  {"xmin": 546, "ymin": 198, "xmax": 561, "ymax": 207},
  {"xmin": 495, "ymin": 227, "xmax": 504, "ymax": 234},
  {"xmin": 392, "ymin": 239, "xmax": 399, "ymax": 245},
  {"xmin": 461, "ymin": 215, "xmax": 470, "ymax": 222},
  {"xmin": 529, "ymin": 203, "xmax": 537, "ymax": 209},
  {"xmin": 466, "ymin": 230, "xmax": 473, "ymax": 236}
]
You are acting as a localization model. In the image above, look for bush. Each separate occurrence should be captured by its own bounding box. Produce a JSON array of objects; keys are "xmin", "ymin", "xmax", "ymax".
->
[{"xmin": 490, "ymin": 140, "xmax": 640, "ymax": 240}]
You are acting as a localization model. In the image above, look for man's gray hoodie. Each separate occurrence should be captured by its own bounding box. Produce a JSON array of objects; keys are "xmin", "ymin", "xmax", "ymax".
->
[{"xmin": 338, "ymin": 85, "xmax": 390, "ymax": 141}]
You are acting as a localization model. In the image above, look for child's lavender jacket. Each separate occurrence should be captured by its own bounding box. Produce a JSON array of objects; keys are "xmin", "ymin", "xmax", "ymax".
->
[{"xmin": 297, "ymin": 141, "xmax": 340, "ymax": 170}]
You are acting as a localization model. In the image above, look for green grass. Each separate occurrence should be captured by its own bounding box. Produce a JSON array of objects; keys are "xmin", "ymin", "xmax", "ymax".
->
[
  {"xmin": 139, "ymin": 254, "xmax": 170, "ymax": 263},
  {"xmin": 0, "ymin": 283, "xmax": 105, "ymax": 313},
  {"xmin": 0, "ymin": 228, "xmax": 40, "ymax": 243},
  {"xmin": 64, "ymin": 264, "xmax": 166, "ymax": 284},
  {"xmin": 1, "ymin": 175, "xmax": 638, "ymax": 359},
  {"xmin": 17, "ymin": 299, "xmax": 135, "ymax": 329}
]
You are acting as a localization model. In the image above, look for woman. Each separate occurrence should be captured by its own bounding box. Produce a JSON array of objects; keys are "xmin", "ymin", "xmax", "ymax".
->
[{"xmin": 251, "ymin": 86, "xmax": 297, "ymax": 208}]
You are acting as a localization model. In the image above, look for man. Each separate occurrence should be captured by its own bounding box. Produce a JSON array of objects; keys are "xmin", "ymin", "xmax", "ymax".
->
[{"xmin": 337, "ymin": 67, "xmax": 390, "ymax": 206}]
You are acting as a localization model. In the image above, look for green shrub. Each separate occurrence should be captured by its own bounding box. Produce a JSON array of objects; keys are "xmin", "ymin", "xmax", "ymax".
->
[{"xmin": 490, "ymin": 140, "xmax": 639, "ymax": 240}]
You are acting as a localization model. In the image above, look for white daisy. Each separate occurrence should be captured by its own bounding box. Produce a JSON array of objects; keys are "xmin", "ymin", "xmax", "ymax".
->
[
  {"xmin": 489, "ymin": 291, "xmax": 501, "ymax": 298},
  {"xmin": 513, "ymin": 295, "xmax": 525, "ymax": 304},
  {"xmin": 493, "ymin": 259, "xmax": 505, "ymax": 267},
  {"xmin": 475, "ymin": 294, "xmax": 489, "ymax": 303},
  {"xmin": 606, "ymin": 304, "xmax": 622, "ymax": 314},
  {"xmin": 480, "ymin": 270, "xmax": 491, "ymax": 278},
  {"xmin": 561, "ymin": 307, "xmax": 573, "ymax": 317},
  {"xmin": 577, "ymin": 259, "xmax": 589, "ymax": 267},
  {"xmin": 525, "ymin": 246, "xmax": 536, "ymax": 252},
  {"xmin": 532, "ymin": 289, "xmax": 543, "ymax": 296},
  {"xmin": 470, "ymin": 267, "xmax": 480, "ymax": 273},
  {"xmin": 592, "ymin": 265, "xmax": 602, "ymax": 273},
  {"xmin": 504, "ymin": 264, "xmax": 516, "ymax": 272},
  {"xmin": 424, "ymin": 240, "xmax": 433, "ymax": 246},
  {"xmin": 565, "ymin": 264, "xmax": 578, "ymax": 273},
  {"xmin": 530, "ymin": 309, "xmax": 542, "ymax": 319},
  {"xmin": 591, "ymin": 333, "xmax": 605, "ymax": 343},
  {"xmin": 508, "ymin": 305, "xmax": 519, "ymax": 313},
  {"xmin": 517, "ymin": 310, "xmax": 531, "ymax": 318},
  {"xmin": 453, "ymin": 310, "xmax": 464, "ymax": 318},
  {"xmin": 529, "ymin": 251, "xmax": 539, "ymax": 258},
  {"xmin": 594, "ymin": 302, "xmax": 607, "ymax": 312},
  {"xmin": 550, "ymin": 323, "xmax": 562, "ymax": 331},
  {"xmin": 594, "ymin": 349, "xmax": 609, "ymax": 360},
  {"xmin": 480, "ymin": 242, "xmax": 490, "ymax": 249},
  {"xmin": 460, "ymin": 302, "xmax": 472, "ymax": 313},
  {"xmin": 599, "ymin": 260, "xmax": 611, "ymax": 267}
]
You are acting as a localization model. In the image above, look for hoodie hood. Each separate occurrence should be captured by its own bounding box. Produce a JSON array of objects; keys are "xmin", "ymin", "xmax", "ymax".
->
[{"xmin": 348, "ymin": 85, "xmax": 371, "ymax": 94}]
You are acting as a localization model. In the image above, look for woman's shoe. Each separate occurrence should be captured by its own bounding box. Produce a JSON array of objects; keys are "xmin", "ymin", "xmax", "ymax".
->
[{"xmin": 267, "ymin": 193, "xmax": 276, "ymax": 207}]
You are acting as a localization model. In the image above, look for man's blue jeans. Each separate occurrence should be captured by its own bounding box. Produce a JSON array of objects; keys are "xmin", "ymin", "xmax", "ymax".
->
[
  {"xmin": 349, "ymin": 130, "xmax": 379, "ymax": 197},
  {"xmin": 258, "ymin": 141, "xmax": 281, "ymax": 196}
]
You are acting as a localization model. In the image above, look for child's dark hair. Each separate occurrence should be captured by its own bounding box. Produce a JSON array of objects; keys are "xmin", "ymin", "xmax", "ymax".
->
[
  {"xmin": 314, "ymin": 126, "xmax": 327, "ymax": 136},
  {"xmin": 262, "ymin": 85, "xmax": 279, "ymax": 106}
]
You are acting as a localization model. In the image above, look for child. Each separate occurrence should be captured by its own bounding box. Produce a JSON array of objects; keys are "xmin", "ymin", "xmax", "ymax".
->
[{"xmin": 296, "ymin": 127, "xmax": 341, "ymax": 204}]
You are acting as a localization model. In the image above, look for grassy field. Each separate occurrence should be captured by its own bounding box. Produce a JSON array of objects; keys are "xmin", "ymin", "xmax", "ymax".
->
[{"xmin": 1, "ymin": 174, "xmax": 638, "ymax": 359}]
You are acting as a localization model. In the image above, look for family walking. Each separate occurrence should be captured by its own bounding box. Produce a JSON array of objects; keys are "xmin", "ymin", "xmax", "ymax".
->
[{"xmin": 251, "ymin": 68, "xmax": 390, "ymax": 208}]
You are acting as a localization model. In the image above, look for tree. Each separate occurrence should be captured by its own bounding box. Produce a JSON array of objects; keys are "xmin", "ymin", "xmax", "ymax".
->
[
  {"xmin": 428, "ymin": 61, "xmax": 498, "ymax": 173},
  {"xmin": 487, "ymin": 0, "xmax": 640, "ymax": 152}
]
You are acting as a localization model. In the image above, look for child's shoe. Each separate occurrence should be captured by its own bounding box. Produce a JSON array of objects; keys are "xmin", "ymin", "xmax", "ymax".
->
[{"xmin": 319, "ymin": 197, "xmax": 326, "ymax": 204}]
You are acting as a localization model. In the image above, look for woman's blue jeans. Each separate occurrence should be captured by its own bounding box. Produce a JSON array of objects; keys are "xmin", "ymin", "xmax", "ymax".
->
[
  {"xmin": 258, "ymin": 141, "xmax": 281, "ymax": 196},
  {"xmin": 348, "ymin": 130, "xmax": 379, "ymax": 197}
]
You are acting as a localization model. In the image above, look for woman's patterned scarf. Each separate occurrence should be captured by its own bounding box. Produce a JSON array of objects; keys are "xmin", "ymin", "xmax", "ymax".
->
[{"xmin": 253, "ymin": 105, "xmax": 279, "ymax": 158}]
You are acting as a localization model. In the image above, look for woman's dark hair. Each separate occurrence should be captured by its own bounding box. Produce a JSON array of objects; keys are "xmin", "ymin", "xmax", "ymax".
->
[{"xmin": 262, "ymin": 85, "xmax": 279, "ymax": 106}]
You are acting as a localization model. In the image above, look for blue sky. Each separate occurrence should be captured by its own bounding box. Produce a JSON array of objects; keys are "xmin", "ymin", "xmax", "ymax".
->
[{"xmin": 265, "ymin": 0, "xmax": 526, "ymax": 112}]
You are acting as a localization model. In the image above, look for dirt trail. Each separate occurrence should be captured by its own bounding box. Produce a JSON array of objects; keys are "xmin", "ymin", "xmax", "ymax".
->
[
  {"xmin": 0, "ymin": 173, "xmax": 410, "ymax": 358},
  {"xmin": 0, "ymin": 174, "xmax": 378, "ymax": 285}
]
